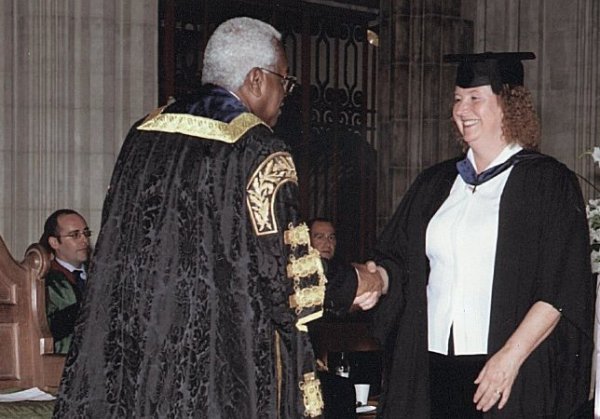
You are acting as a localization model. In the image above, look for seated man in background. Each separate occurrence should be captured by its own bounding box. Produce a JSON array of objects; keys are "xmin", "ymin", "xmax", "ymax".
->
[
  {"xmin": 39, "ymin": 209, "xmax": 91, "ymax": 354},
  {"xmin": 308, "ymin": 217, "xmax": 357, "ymax": 417},
  {"xmin": 53, "ymin": 17, "xmax": 383, "ymax": 418},
  {"xmin": 308, "ymin": 217, "xmax": 359, "ymax": 316},
  {"xmin": 308, "ymin": 217, "xmax": 337, "ymax": 260},
  {"xmin": 308, "ymin": 217, "xmax": 383, "ymax": 417}
]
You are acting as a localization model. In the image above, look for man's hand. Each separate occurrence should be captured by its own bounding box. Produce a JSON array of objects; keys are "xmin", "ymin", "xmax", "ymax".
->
[{"xmin": 351, "ymin": 262, "xmax": 384, "ymax": 310}]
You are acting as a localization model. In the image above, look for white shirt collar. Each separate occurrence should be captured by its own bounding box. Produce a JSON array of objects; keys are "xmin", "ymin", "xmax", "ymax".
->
[
  {"xmin": 55, "ymin": 257, "xmax": 85, "ymax": 273},
  {"xmin": 466, "ymin": 143, "xmax": 523, "ymax": 172}
]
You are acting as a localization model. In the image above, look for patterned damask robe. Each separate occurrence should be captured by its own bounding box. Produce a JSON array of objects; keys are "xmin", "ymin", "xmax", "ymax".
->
[{"xmin": 53, "ymin": 85, "xmax": 325, "ymax": 418}]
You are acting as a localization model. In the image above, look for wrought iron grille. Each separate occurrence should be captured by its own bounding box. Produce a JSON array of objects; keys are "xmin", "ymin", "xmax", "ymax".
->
[{"xmin": 159, "ymin": 0, "xmax": 378, "ymax": 261}]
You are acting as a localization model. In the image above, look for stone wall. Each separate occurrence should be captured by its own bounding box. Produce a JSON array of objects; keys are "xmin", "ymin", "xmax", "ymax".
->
[
  {"xmin": 377, "ymin": 0, "xmax": 600, "ymax": 228},
  {"xmin": 465, "ymin": 0, "xmax": 600, "ymax": 198},
  {"xmin": 376, "ymin": 0, "xmax": 469, "ymax": 230},
  {"xmin": 0, "ymin": 0, "xmax": 158, "ymax": 256}
]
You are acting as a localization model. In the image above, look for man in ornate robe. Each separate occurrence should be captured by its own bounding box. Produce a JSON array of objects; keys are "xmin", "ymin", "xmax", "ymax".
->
[{"xmin": 53, "ymin": 17, "xmax": 382, "ymax": 419}]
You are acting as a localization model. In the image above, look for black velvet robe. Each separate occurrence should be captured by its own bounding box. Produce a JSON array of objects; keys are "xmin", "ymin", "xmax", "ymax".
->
[
  {"xmin": 53, "ymin": 86, "xmax": 354, "ymax": 418},
  {"xmin": 372, "ymin": 154, "xmax": 595, "ymax": 418}
]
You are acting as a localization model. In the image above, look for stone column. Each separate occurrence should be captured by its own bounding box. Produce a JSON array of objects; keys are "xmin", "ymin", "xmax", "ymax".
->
[
  {"xmin": 464, "ymin": 0, "xmax": 600, "ymax": 199},
  {"xmin": 376, "ymin": 0, "xmax": 471, "ymax": 229},
  {"xmin": 0, "ymin": 0, "xmax": 158, "ymax": 256}
]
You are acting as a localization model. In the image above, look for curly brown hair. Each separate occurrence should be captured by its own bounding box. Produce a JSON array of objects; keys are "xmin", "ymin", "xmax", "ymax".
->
[{"xmin": 452, "ymin": 85, "xmax": 541, "ymax": 151}]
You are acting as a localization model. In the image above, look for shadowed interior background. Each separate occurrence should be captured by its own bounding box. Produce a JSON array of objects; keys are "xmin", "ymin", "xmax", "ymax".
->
[{"xmin": 1, "ymin": 0, "xmax": 599, "ymax": 262}]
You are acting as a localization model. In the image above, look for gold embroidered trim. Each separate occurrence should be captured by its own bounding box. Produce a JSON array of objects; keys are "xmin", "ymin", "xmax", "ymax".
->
[
  {"xmin": 287, "ymin": 247, "xmax": 326, "ymax": 331},
  {"xmin": 137, "ymin": 112, "xmax": 268, "ymax": 143},
  {"xmin": 287, "ymin": 248, "xmax": 323, "ymax": 280},
  {"xmin": 283, "ymin": 223, "xmax": 326, "ymax": 330},
  {"xmin": 246, "ymin": 152, "xmax": 298, "ymax": 236},
  {"xmin": 299, "ymin": 372, "xmax": 324, "ymax": 417},
  {"xmin": 284, "ymin": 223, "xmax": 311, "ymax": 249},
  {"xmin": 295, "ymin": 310, "xmax": 323, "ymax": 332}
]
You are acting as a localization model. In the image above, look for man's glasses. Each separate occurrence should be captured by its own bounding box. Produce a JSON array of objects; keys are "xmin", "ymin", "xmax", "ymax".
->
[
  {"xmin": 259, "ymin": 68, "xmax": 297, "ymax": 95},
  {"xmin": 58, "ymin": 229, "xmax": 93, "ymax": 240}
]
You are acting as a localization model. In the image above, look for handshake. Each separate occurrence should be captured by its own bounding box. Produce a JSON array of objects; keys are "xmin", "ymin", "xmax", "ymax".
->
[{"xmin": 351, "ymin": 261, "xmax": 389, "ymax": 311}]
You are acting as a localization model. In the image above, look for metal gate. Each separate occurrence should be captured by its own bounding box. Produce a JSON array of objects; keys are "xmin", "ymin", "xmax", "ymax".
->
[{"xmin": 159, "ymin": 0, "xmax": 378, "ymax": 262}]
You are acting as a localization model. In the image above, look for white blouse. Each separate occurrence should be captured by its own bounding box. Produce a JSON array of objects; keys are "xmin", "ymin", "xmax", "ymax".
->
[{"xmin": 426, "ymin": 143, "xmax": 522, "ymax": 355}]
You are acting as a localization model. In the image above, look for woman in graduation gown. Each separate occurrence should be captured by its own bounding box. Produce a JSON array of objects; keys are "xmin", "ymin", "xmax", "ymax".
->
[{"xmin": 370, "ymin": 52, "xmax": 595, "ymax": 418}]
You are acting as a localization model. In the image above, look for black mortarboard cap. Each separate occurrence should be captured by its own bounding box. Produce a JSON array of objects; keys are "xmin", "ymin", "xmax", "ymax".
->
[{"xmin": 444, "ymin": 51, "xmax": 536, "ymax": 94}]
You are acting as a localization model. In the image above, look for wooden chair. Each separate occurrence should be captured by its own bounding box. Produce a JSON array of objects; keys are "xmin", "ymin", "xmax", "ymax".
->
[{"xmin": 0, "ymin": 234, "xmax": 65, "ymax": 393}]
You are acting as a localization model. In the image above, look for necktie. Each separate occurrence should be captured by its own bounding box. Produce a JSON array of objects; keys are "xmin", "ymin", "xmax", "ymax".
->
[{"xmin": 73, "ymin": 270, "xmax": 86, "ymax": 293}]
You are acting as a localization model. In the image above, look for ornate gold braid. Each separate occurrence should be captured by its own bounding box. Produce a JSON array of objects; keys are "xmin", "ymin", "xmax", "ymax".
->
[
  {"xmin": 287, "ymin": 247, "xmax": 324, "ymax": 280},
  {"xmin": 246, "ymin": 152, "xmax": 298, "ymax": 236},
  {"xmin": 284, "ymin": 224, "xmax": 327, "ymax": 331},
  {"xmin": 137, "ymin": 111, "xmax": 269, "ymax": 143},
  {"xmin": 299, "ymin": 372, "xmax": 324, "ymax": 417},
  {"xmin": 288, "ymin": 250, "xmax": 326, "ymax": 307},
  {"xmin": 284, "ymin": 223, "xmax": 311, "ymax": 249}
]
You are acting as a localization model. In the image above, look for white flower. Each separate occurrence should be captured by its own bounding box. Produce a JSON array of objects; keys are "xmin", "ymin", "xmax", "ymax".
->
[
  {"xmin": 592, "ymin": 249, "xmax": 600, "ymax": 274},
  {"xmin": 591, "ymin": 228, "xmax": 600, "ymax": 244},
  {"xmin": 592, "ymin": 147, "xmax": 600, "ymax": 167},
  {"xmin": 586, "ymin": 150, "xmax": 600, "ymax": 272}
]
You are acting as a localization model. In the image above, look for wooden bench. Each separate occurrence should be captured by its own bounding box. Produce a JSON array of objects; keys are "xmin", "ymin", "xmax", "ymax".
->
[{"xmin": 0, "ymin": 234, "xmax": 65, "ymax": 393}]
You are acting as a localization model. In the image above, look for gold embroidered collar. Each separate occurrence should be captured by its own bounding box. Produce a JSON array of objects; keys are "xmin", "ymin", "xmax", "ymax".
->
[{"xmin": 137, "ymin": 111, "xmax": 270, "ymax": 143}]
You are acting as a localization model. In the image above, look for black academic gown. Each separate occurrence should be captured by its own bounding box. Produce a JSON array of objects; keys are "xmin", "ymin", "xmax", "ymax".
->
[
  {"xmin": 53, "ymin": 85, "xmax": 354, "ymax": 419},
  {"xmin": 371, "ymin": 153, "xmax": 595, "ymax": 418}
]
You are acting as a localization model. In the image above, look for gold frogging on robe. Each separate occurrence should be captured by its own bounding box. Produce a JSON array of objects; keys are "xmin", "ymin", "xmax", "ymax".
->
[
  {"xmin": 280, "ymin": 223, "xmax": 325, "ymax": 416},
  {"xmin": 246, "ymin": 152, "xmax": 298, "ymax": 236},
  {"xmin": 300, "ymin": 372, "xmax": 324, "ymax": 417},
  {"xmin": 276, "ymin": 333, "xmax": 324, "ymax": 417},
  {"xmin": 137, "ymin": 108, "xmax": 324, "ymax": 417},
  {"xmin": 284, "ymin": 223, "xmax": 311, "ymax": 248},
  {"xmin": 137, "ymin": 111, "xmax": 269, "ymax": 143},
  {"xmin": 284, "ymin": 224, "xmax": 327, "ymax": 332}
]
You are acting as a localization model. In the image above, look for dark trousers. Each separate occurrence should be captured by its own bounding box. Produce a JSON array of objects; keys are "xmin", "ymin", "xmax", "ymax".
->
[{"xmin": 429, "ymin": 351, "xmax": 487, "ymax": 419}]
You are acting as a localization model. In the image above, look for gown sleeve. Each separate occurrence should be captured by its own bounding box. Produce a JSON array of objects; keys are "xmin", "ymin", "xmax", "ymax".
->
[
  {"xmin": 532, "ymin": 167, "xmax": 594, "ymax": 338},
  {"xmin": 246, "ymin": 148, "xmax": 325, "ymax": 417},
  {"xmin": 368, "ymin": 172, "xmax": 427, "ymax": 347},
  {"xmin": 529, "ymin": 165, "xmax": 595, "ymax": 416}
]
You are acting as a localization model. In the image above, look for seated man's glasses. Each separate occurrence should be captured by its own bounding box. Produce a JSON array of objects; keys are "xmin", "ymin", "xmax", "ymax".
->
[
  {"xmin": 58, "ymin": 229, "xmax": 93, "ymax": 240},
  {"xmin": 259, "ymin": 68, "xmax": 297, "ymax": 96}
]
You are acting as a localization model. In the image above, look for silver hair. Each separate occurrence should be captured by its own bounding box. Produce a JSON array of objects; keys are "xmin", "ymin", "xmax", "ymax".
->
[{"xmin": 201, "ymin": 17, "xmax": 282, "ymax": 92}]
